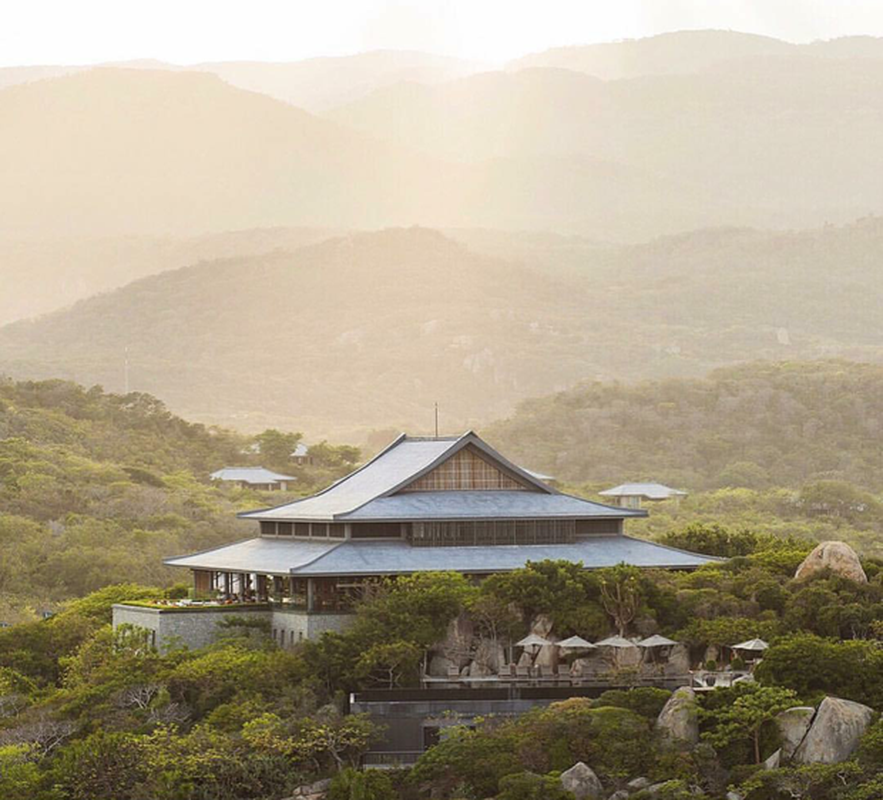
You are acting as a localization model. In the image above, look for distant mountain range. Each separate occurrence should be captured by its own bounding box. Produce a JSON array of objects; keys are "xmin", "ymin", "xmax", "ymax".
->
[
  {"xmin": 0, "ymin": 50, "xmax": 485, "ymax": 111},
  {"xmin": 507, "ymin": 30, "xmax": 883, "ymax": 78},
  {"xmin": 3, "ymin": 31, "xmax": 883, "ymax": 245},
  {"xmin": 1, "ymin": 223, "xmax": 881, "ymax": 435},
  {"xmin": 3, "ymin": 30, "xmax": 883, "ymax": 434}
]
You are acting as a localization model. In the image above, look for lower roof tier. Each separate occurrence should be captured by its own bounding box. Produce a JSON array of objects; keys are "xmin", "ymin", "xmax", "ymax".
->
[{"xmin": 164, "ymin": 534, "xmax": 716, "ymax": 577}]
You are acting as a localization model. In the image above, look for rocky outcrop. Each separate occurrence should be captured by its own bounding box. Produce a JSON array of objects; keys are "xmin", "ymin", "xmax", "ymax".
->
[
  {"xmin": 655, "ymin": 687, "xmax": 699, "ymax": 746},
  {"xmin": 794, "ymin": 541, "xmax": 867, "ymax": 583},
  {"xmin": 775, "ymin": 706, "xmax": 815, "ymax": 759},
  {"xmin": 283, "ymin": 777, "xmax": 330, "ymax": 800},
  {"xmin": 660, "ymin": 644, "xmax": 691, "ymax": 676},
  {"xmin": 762, "ymin": 749, "xmax": 781, "ymax": 770},
  {"xmin": 436, "ymin": 613, "xmax": 475, "ymax": 667},
  {"xmin": 529, "ymin": 614, "xmax": 554, "ymax": 638},
  {"xmin": 559, "ymin": 762, "xmax": 604, "ymax": 799},
  {"xmin": 793, "ymin": 697, "xmax": 874, "ymax": 764},
  {"xmin": 471, "ymin": 638, "xmax": 507, "ymax": 674},
  {"xmin": 427, "ymin": 653, "xmax": 458, "ymax": 677},
  {"xmin": 627, "ymin": 777, "xmax": 652, "ymax": 791},
  {"xmin": 534, "ymin": 641, "xmax": 560, "ymax": 669}
]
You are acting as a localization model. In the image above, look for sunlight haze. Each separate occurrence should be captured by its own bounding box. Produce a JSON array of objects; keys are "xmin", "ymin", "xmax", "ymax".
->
[{"xmin": 4, "ymin": 0, "xmax": 883, "ymax": 65}]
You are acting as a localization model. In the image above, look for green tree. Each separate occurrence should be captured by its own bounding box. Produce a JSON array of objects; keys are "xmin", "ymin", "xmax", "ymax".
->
[
  {"xmin": 253, "ymin": 429, "xmax": 302, "ymax": 470},
  {"xmin": 701, "ymin": 684, "xmax": 798, "ymax": 764},
  {"xmin": 356, "ymin": 641, "xmax": 423, "ymax": 689},
  {"xmin": 598, "ymin": 564, "xmax": 643, "ymax": 636}
]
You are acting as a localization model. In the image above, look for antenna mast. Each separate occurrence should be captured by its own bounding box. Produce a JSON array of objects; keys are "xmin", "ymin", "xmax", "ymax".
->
[{"xmin": 434, "ymin": 402, "xmax": 439, "ymax": 438}]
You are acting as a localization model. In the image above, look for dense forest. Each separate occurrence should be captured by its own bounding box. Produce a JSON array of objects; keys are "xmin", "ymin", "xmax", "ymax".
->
[
  {"xmin": 488, "ymin": 361, "xmax": 883, "ymax": 558},
  {"xmin": 489, "ymin": 360, "xmax": 883, "ymax": 490},
  {"xmin": 0, "ymin": 378, "xmax": 357, "ymax": 624},
  {"xmin": 4, "ymin": 362, "xmax": 883, "ymax": 626},
  {"xmin": 1, "ymin": 536, "xmax": 882, "ymax": 799}
]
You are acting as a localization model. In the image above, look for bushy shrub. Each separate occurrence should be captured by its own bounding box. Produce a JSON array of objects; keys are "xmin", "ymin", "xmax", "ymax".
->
[
  {"xmin": 329, "ymin": 767, "xmax": 397, "ymax": 800},
  {"xmin": 496, "ymin": 771, "xmax": 573, "ymax": 800},
  {"xmin": 591, "ymin": 687, "xmax": 672, "ymax": 719}
]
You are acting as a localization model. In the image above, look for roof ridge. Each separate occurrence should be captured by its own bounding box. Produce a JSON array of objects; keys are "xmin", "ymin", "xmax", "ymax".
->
[
  {"xmin": 288, "ymin": 538, "xmax": 349, "ymax": 574},
  {"xmin": 163, "ymin": 536, "xmax": 258, "ymax": 565},
  {"xmin": 334, "ymin": 433, "xmax": 469, "ymax": 518},
  {"xmin": 620, "ymin": 533, "xmax": 723, "ymax": 561},
  {"xmin": 237, "ymin": 432, "xmax": 410, "ymax": 519}
]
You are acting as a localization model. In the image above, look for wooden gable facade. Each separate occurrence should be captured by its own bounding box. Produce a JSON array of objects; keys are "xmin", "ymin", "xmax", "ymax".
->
[{"xmin": 398, "ymin": 444, "xmax": 536, "ymax": 493}]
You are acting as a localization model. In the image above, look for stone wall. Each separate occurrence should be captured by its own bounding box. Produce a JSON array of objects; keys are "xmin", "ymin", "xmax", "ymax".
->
[
  {"xmin": 112, "ymin": 604, "xmax": 353, "ymax": 651},
  {"xmin": 271, "ymin": 608, "xmax": 353, "ymax": 648}
]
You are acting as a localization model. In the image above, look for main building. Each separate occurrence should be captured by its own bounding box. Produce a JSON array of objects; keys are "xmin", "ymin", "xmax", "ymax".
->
[{"xmin": 112, "ymin": 432, "xmax": 713, "ymax": 648}]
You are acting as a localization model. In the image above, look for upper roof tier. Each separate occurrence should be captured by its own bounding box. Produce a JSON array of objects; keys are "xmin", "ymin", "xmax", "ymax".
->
[{"xmin": 240, "ymin": 432, "xmax": 644, "ymax": 523}]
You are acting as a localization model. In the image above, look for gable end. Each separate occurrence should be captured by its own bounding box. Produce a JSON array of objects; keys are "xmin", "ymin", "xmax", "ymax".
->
[{"xmin": 397, "ymin": 444, "xmax": 536, "ymax": 493}]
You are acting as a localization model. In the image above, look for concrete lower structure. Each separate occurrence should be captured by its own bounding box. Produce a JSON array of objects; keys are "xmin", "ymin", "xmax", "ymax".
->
[
  {"xmin": 351, "ymin": 683, "xmax": 689, "ymax": 767},
  {"xmin": 112, "ymin": 603, "xmax": 352, "ymax": 650}
]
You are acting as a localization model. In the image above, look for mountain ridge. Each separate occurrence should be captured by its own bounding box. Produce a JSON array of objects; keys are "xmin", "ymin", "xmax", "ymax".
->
[{"xmin": 2, "ymin": 221, "xmax": 883, "ymax": 435}]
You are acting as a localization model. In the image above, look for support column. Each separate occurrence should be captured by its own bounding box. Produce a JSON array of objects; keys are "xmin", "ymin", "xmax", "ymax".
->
[{"xmin": 307, "ymin": 578, "xmax": 315, "ymax": 612}]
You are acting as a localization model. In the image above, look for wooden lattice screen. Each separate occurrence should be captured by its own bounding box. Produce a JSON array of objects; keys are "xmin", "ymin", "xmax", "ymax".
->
[{"xmin": 399, "ymin": 445, "xmax": 534, "ymax": 492}]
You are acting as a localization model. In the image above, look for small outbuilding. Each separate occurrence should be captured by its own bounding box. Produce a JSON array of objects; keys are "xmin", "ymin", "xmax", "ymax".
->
[
  {"xmin": 210, "ymin": 467, "xmax": 296, "ymax": 491},
  {"xmin": 290, "ymin": 443, "xmax": 314, "ymax": 467},
  {"xmin": 599, "ymin": 482, "xmax": 687, "ymax": 509}
]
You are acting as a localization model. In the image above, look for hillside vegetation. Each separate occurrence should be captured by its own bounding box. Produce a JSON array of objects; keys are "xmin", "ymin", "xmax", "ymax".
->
[
  {"xmin": 0, "ymin": 379, "xmax": 358, "ymax": 622},
  {"xmin": 488, "ymin": 361, "xmax": 883, "ymax": 491},
  {"xmin": 487, "ymin": 361, "xmax": 883, "ymax": 558},
  {"xmin": 1, "ymin": 553, "xmax": 882, "ymax": 799},
  {"xmin": 2, "ymin": 224, "xmax": 883, "ymax": 434},
  {"xmin": 0, "ymin": 227, "xmax": 339, "ymax": 326}
]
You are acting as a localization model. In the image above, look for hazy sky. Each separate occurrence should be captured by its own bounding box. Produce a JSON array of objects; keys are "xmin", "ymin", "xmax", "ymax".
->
[{"xmin": 3, "ymin": 0, "xmax": 883, "ymax": 66}]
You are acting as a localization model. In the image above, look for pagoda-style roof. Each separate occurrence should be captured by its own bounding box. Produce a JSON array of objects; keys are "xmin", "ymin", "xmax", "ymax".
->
[
  {"xmin": 211, "ymin": 467, "xmax": 296, "ymax": 484},
  {"xmin": 164, "ymin": 534, "xmax": 715, "ymax": 576},
  {"xmin": 599, "ymin": 482, "xmax": 687, "ymax": 500},
  {"xmin": 241, "ymin": 432, "xmax": 643, "ymax": 523}
]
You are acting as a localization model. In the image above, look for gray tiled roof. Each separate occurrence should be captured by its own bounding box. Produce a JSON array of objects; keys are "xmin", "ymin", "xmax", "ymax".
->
[
  {"xmin": 164, "ymin": 537, "xmax": 340, "ymax": 574},
  {"xmin": 211, "ymin": 467, "xmax": 296, "ymax": 484},
  {"xmin": 599, "ymin": 482, "xmax": 688, "ymax": 500},
  {"xmin": 345, "ymin": 491, "xmax": 645, "ymax": 520},
  {"xmin": 240, "ymin": 432, "xmax": 561, "ymax": 522},
  {"xmin": 164, "ymin": 535, "xmax": 715, "ymax": 576}
]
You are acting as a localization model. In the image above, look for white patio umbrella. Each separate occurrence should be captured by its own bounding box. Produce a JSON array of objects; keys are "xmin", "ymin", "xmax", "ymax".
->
[
  {"xmin": 637, "ymin": 634, "xmax": 678, "ymax": 648},
  {"xmin": 595, "ymin": 634, "xmax": 638, "ymax": 649},
  {"xmin": 516, "ymin": 633, "xmax": 553, "ymax": 648},
  {"xmin": 557, "ymin": 635, "xmax": 597, "ymax": 650},
  {"xmin": 732, "ymin": 638, "xmax": 769, "ymax": 653},
  {"xmin": 596, "ymin": 634, "xmax": 637, "ymax": 670}
]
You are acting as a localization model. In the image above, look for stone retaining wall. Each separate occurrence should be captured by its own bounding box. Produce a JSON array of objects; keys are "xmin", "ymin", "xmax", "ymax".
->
[{"xmin": 112, "ymin": 604, "xmax": 352, "ymax": 650}]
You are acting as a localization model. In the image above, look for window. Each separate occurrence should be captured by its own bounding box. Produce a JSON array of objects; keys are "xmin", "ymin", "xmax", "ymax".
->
[
  {"xmin": 410, "ymin": 519, "xmax": 576, "ymax": 547},
  {"xmin": 294, "ymin": 522, "xmax": 310, "ymax": 537},
  {"xmin": 277, "ymin": 522, "xmax": 293, "ymax": 536},
  {"xmin": 351, "ymin": 523, "xmax": 404, "ymax": 539},
  {"xmin": 576, "ymin": 518, "xmax": 621, "ymax": 536}
]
